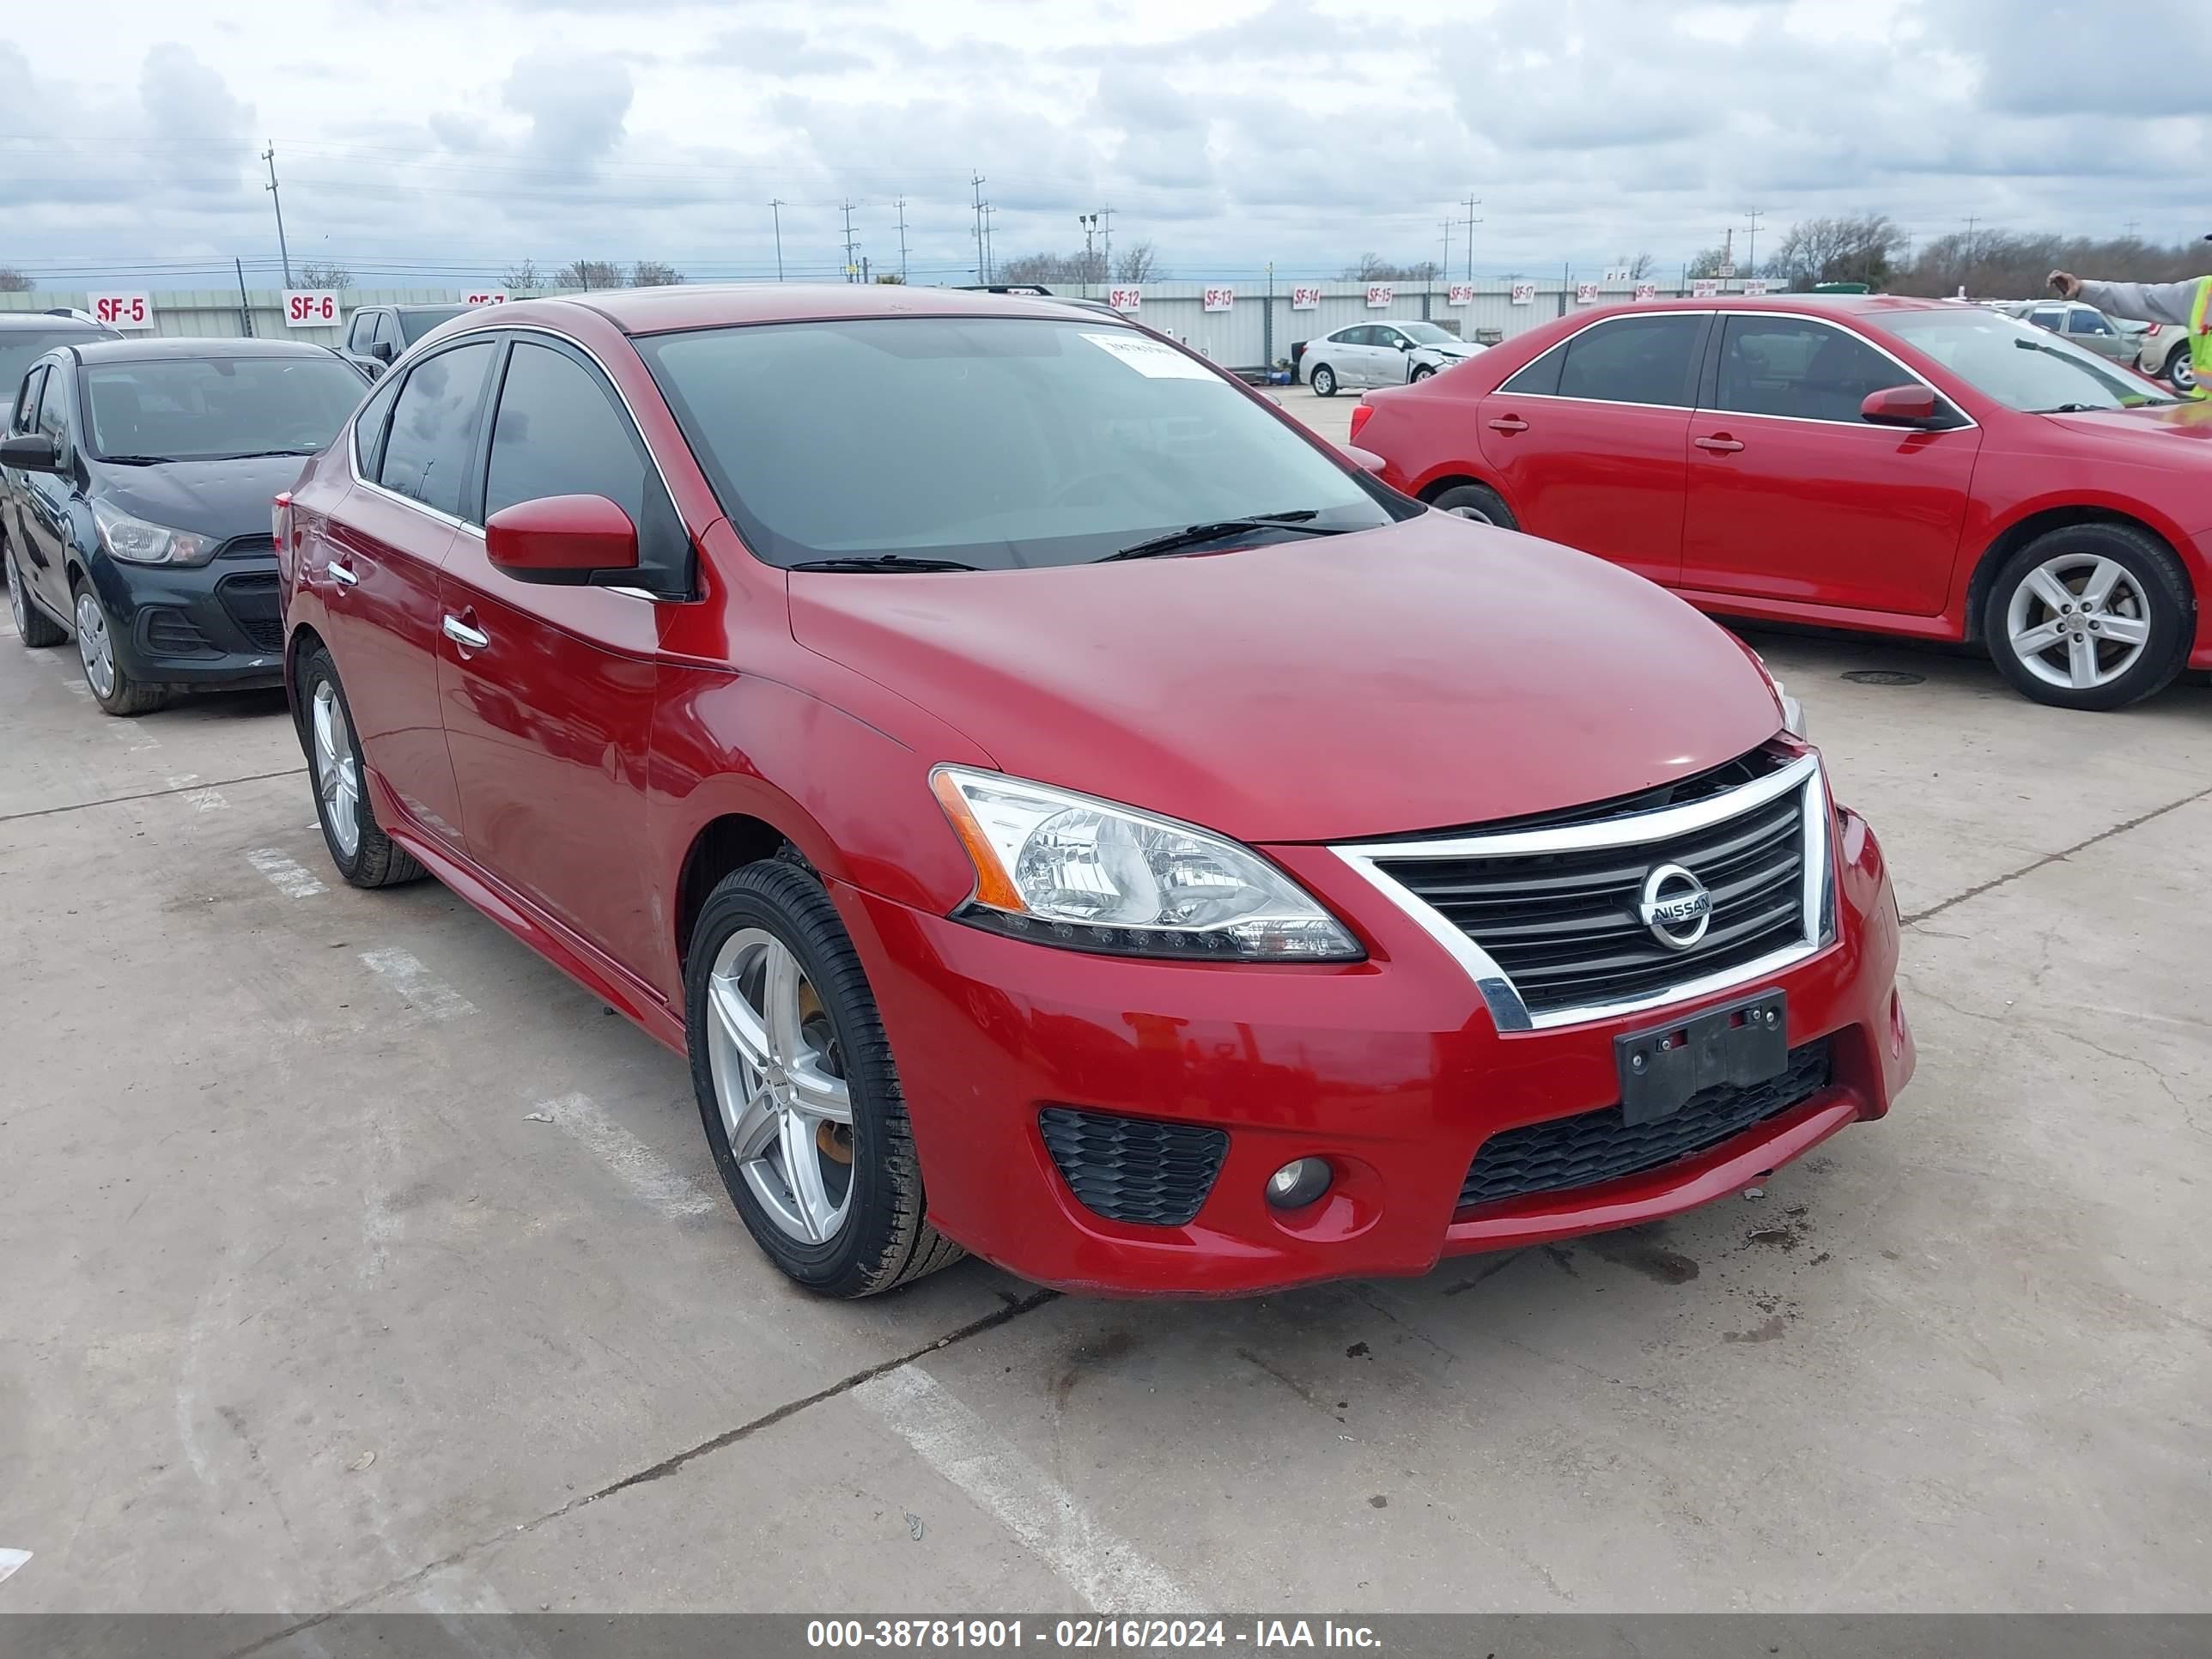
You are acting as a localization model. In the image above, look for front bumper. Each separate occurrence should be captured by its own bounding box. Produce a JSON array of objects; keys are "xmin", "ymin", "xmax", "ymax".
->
[
  {"xmin": 88, "ymin": 551, "xmax": 286, "ymax": 689},
  {"xmin": 839, "ymin": 805, "xmax": 1911, "ymax": 1296}
]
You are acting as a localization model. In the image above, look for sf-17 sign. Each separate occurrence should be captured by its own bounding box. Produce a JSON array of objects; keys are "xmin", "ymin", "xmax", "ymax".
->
[
  {"xmin": 462, "ymin": 289, "xmax": 507, "ymax": 308},
  {"xmin": 1509, "ymin": 283, "xmax": 1535, "ymax": 306},
  {"xmin": 283, "ymin": 290, "xmax": 340, "ymax": 328}
]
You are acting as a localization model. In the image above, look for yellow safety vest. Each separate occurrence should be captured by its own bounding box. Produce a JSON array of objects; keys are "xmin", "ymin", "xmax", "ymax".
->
[{"xmin": 2191, "ymin": 276, "xmax": 2212, "ymax": 398}]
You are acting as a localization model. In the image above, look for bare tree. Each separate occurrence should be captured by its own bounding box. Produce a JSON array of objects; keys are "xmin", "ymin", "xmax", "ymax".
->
[
  {"xmin": 1114, "ymin": 241, "xmax": 1163, "ymax": 283},
  {"xmin": 296, "ymin": 260, "xmax": 351, "ymax": 289},
  {"xmin": 1686, "ymin": 245, "xmax": 1730, "ymax": 279},
  {"xmin": 872, "ymin": 272, "xmax": 908, "ymax": 284},
  {"xmin": 0, "ymin": 267, "xmax": 32, "ymax": 293},
  {"xmin": 1763, "ymin": 213, "xmax": 1909, "ymax": 291},
  {"xmin": 629, "ymin": 260, "xmax": 684, "ymax": 287},
  {"xmin": 556, "ymin": 259, "xmax": 624, "ymax": 290},
  {"xmin": 1340, "ymin": 252, "xmax": 1439, "ymax": 282},
  {"xmin": 1898, "ymin": 228, "xmax": 2209, "ymax": 301},
  {"xmin": 1628, "ymin": 252, "xmax": 1656, "ymax": 280},
  {"xmin": 504, "ymin": 259, "xmax": 543, "ymax": 292}
]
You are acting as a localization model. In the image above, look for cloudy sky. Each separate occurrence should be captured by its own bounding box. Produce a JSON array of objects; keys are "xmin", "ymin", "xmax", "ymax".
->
[{"xmin": 3, "ymin": 0, "xmax": 2208, "ymax": 290}]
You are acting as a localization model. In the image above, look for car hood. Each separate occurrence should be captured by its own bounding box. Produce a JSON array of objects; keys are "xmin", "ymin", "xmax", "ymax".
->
[
  {"xmin": 1419, "ymin": 341, "xmax": 1483, "ymax": 356},
  {"xmin": 90, "ymin": 453, "xmax": 311, "ymax": 543},
  {"xmin": 2040, "ymin": 399, "xmax": 2212, "ymax": 449},
  {"xmin": 787, "ymin": 517, "xmax": 1784, "ymax": 843}
]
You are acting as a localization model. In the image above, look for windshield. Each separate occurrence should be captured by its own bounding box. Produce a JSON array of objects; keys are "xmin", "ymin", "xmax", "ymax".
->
[
  {"xmin": 1884, "ymin": 309, "xmax": 2176, "ymax": 412},
  {"xmin": 82, "ymin": 356, "xmax": 368, "ymax": 462},
  {"xmin": 1398, "ymin": 322, "xmax": 1457, "ymax": 345},
  {"xmin": 638, "ymin": 316, "xmax": 1400, "ymax": 570},
  {"xmin": 399, "ymin": 307, "xmax": 467, "ymax": 343}
]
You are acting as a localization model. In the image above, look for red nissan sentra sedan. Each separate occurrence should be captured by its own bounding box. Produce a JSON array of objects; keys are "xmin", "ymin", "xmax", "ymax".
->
[
  {"xmin": 1349, "ymin": 295, "xmax": 2212, "ymax": 712},
  {"xmin": 276, "ymin": 286, "xmax": 1912, "ymax": 1297}
]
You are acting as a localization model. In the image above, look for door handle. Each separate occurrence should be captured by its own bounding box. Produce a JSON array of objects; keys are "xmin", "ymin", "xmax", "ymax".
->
[
  {"xmin": 326, "ymin": 558, "xmax": 358, "ymax": 586},
  {"xmin": 441, "ymin": 615, "xmax": 490, "ymax": 651},
  {"xmin": 1486, "ymin": 416, "xmax": 1529, "ymax": 433},
  {"xmin": 1693, "ymin": 435, "xmax": 1746, "ymax": 453}
]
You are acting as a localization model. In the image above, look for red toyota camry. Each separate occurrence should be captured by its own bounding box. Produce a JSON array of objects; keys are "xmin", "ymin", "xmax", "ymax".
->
[
  {"xmin": 1350, "ymin": 295, "xmax": 2212, "ymax": 711},
  {"xmin": 276, "ymin": 286, "xmax": 1911, "ymax": 1297}
]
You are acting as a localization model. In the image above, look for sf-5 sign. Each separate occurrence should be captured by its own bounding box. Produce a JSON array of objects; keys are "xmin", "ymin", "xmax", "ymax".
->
[
  {"xmin": 283, "ymin": 290, "xmax": 340, "ymax": 328},
  {"xmin": 88, "ymin": 293, "xmax": 155, "ymax": 331}
]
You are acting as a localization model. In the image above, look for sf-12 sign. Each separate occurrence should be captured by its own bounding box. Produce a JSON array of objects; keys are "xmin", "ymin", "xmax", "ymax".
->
[
  {"xmin": 1448, "ymin": 284, "xmax": 1474, "ymax": 307},
  {"xmin": 1290, "ymin": 286, "xmax": 1322, "ymax": 310},
  {"xmin": 283, "ymin": 290, "xmax": 340, "ymax": 328},
  {"xmin": 88, "ymin": 292, "xmax": 155, "ymax": 331},
  {"xmin": 1109, "ymin": 286, "xmax": 1142, "ymax": 313},
  {"xmin": 1575, "ymin": 283, "xmax": 1601, "ymax": 305},
  {"xmin": 1201, "ymin": 286, "xmax": 1234, "ymax": 313},
  {"xmin": 1509, "ymin": 283, "xmax": 1535, "ymax": 306},
  {"xmin": 462, "ymin": 289, "xmax": 507, "ymax": 307},
  {"xmin": 1365, "ymin": 283, "xmax": 1394, "ymax": 308}
]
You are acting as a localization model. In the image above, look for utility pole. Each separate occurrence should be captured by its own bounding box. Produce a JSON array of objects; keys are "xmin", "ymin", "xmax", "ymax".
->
[
  {"xmin": 1099, "ymin": 204, "xmax": 1114, "ymax": 284},
  {"xmin": 896, "ymin": 196, "xmax": 909, "ymax": 281},
  {"xmin": 981, "ymin": 204, "xmax": 996, "ymax": 283},
  {"xmin": 1462, "ymin": 195, "xmax": 1482, "ymax": 283},
  {"xmin": 234, "ymin": 257, "xmax": 255, "ymax": 337},
  {"xmin": 1079, "ymin": 213, "xmax": 1098, "ymax": 295},
  {"xmin": 770, "ymin": 199, "xmax": 786, "ymax": 282},
  {"xmin": 2124, "ymin": 217, "xmax": 2141, "ymax": 240},
  {"xmin": 841, "ymin": 199, "xmax": 860, "ymax": 283},
  {"xmin": 1439, "ymin": 220, "xmax": 1453, "ymax": 283},
  {"xmin": 971, "ymin": 173, "xmax": 987, "ymax": 281},
  {"xmin": 261, "ymin": 143, "xmax": 293, "ymax": 287},
  {"xmin": 1743, "ymin": 209, "xmax": 1764, "ymax": 279}
]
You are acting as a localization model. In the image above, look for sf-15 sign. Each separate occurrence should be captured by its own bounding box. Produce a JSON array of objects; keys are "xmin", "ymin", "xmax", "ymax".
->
[{"xmin": 283, "ymin": 290, "xmax": 340, "ymax": 328}]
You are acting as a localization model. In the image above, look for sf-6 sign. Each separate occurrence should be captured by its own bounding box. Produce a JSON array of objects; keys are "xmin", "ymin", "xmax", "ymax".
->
[
  {"xmin": 88, "ymin": 292, "xmax": 155, "ymax": 331},
  {"xmin": 283, "ymin": 290, "xmax": 340, "ymax": 328}
]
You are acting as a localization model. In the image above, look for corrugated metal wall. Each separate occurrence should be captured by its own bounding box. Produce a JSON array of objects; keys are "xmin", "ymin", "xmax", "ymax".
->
[{"xmin": 3, "ymin": 280, "xmax": 1690, "ymax": 368}]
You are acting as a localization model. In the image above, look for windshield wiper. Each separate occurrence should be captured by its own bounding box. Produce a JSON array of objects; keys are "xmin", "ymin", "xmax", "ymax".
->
[
  {"xmin": 2030, "ymin": 403, "xmax": 2104, "ymax": 414},
  {"xmin": 216, "ymin": 448, "xmax": 319, "ymax": 459},
  {"xmin": 1098, "ymin": 510, "xmax": 1338, "ymax": 562},
  {"xmin": 97, "ymin": 454, "xmax": 170, "ymax": 465},
  {"xmin": 787, "ymin": 554, "xmax": 981, "ymax": 573}
]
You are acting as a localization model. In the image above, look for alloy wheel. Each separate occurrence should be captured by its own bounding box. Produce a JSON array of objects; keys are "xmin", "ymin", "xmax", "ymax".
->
[
  {"xmin": 1446, "ymin": 504, "xmax": 1493, "ymax": 524},
  {"xmin": 2172, "ymin": 354, "xmax": 2197, "ymax": 393},
  {"xmin": 75, "ymin": 592, "xmax": 114, "ymax": 697},
  {"xmin": 2003, "ymin": 553, "xmax": 2152, "ymax": 693},
  {"xmin": 312, "ymin": 679, "xmax": 362, "ymax": 859},
  {"xmin": 7, "ymin": 555, "xmax": 24, "ymax": 636},
  {"xmin": 704, "ymin": 927, "xmax": 855, "ymax": 1244}
]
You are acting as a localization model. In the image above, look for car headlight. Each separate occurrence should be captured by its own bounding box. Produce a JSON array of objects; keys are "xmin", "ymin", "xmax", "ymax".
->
[
  {"xmin": 92, "ymin": 500, "xmax": 219, "ymax": 567},
  {"xmin": 930, "ymin": 766, "xmax": 1363, "ymax": 962}
]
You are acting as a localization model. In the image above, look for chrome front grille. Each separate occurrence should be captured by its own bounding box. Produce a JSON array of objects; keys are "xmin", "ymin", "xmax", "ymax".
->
[{"xmin": 1334, "ymin": 750, "xmax": 1831, "ymax": 1030}]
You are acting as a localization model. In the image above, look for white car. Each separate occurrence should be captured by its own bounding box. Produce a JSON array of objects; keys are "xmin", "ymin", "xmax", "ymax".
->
[{"xmin": 1297, "ymin": 321, "xmax": 1484, "ymax": 396}]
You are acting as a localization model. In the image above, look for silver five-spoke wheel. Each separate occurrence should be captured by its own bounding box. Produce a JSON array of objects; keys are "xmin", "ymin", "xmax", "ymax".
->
[
  {"xmin": 2004, "ymin": 553, "xmax": 2151, "ymax": 693},
  {"xmin": 705, "ymin": 927, "xmax": 854, "ymax": 1244},
  {"xmin": 311, "ymin": 678, "xmax": 362, "ymax": 859},
  {"xmin": 7, "ymin": 559, "xmax": 26, "ymax": 636},
  {"xmin": 75, "ymin": 592, "xmax": 114, "ymax": 697}
]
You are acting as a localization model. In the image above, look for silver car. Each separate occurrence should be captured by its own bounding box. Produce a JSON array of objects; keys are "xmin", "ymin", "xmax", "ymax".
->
[{"xmin": 2018, "ymin": 300, "xmax": 2151, "ymax": 365}]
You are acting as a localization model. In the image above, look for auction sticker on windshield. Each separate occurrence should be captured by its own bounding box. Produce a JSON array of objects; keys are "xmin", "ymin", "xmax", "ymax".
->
[{"xmin": 1080, "ymin": 332, "xmax": 1218, "ymax": 380}]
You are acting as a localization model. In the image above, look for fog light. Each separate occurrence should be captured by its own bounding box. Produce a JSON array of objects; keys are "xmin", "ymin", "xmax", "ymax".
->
[{"xmin": 1265, "ymin": 1157, "xmax": 1333, "ymax": 1210}]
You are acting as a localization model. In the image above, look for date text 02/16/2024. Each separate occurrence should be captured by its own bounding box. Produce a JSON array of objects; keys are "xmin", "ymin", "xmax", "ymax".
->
[{"xmin": 805, "ymin": 1620, "xmax": 1382, "ymax": 1650}]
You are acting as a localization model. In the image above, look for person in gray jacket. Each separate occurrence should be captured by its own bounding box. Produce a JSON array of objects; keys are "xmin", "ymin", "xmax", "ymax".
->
[{"xmin": 2048, "ymin": 240, "xmax": 2209, "ymax": 396}]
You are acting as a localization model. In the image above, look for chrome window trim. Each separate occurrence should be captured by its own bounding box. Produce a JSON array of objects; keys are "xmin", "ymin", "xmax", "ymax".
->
[
  {"xmin": 1704, "ymin": 311, "xmax": 1979, "ymax": 431},
  {"xmin": 1332, "ymin": 752, "xmax": 1832, "ymax": 1034},
  {"xmin": 1498, "ymin": 309, "xmax": 1717, "ymax": 409}
]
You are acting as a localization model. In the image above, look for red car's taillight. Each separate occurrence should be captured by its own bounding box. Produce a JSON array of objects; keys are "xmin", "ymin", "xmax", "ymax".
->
[
  {"xmin": 272, "ymin": 491, "xmax": 294, "ymax": 551},
  {"xmin": 1349, "ymin": 402, "xmax": 1374, "ymax": 442}
]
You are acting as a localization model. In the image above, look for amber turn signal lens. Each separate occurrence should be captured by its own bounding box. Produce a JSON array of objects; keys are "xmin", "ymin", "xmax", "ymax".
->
[{"xmin": 931, "ymin": 769, "xmax": 1027, "ymax": 913}]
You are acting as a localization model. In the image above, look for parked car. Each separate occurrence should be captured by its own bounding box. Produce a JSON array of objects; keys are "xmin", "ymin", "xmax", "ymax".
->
[
  {"xmin": 1296, "ymin": 320, "xmax": 1483, "ymax": 396},
  {"xmin": 1351, "ymin": 295, "xmax": 2212, "ymax": 711},
  {"xmin": 2133, "ymin": 319, "xmax": 2198, "ymax": 392},
  {"xmin": 338, "ymin": 303, "xmax": 467, "ymax": 377},
  {"xmin": 277, "ymin": 285, "xmax": 1911, "ymax": 1298},
  {"xmin": 2, "ymin": 337, "xmax": 368, "ymax": 713},
  {"xmin": 2013, "ymin": 299, "xmax": 2151, "ymax": 365},
  {"xmin": 1, "ymin": 313, "xmax": 121, "ymax": 581}
]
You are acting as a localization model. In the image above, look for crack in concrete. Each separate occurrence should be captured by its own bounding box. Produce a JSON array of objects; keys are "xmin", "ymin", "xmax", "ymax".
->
[
  {"xmin": 0, "ymin": 766, "xmax": 307, "ymax": 826},
  {"xmin": 1901, "ymin": 782, "xmax": 2212, "ymax": 927},
  {"xmin": 224, "ymin": 1285, "xmax": 1060, "ymax": 1657}
]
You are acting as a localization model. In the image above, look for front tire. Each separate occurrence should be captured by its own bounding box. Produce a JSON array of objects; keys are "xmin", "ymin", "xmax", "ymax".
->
[
  {"xmin": 1310, "ymin": 364, "xmax": 1338, "ymax": 397},
  {"xmin": 1983, "ymin": 524, "xmax": 2193, "ymax": 711},
  {"xmin": 73, "ymin": 583, "xmax": 166, "ymax": 714},
  {"xmin": 8, "ymin": 547, "xmax": 64, "ymax": 647},
  {"xmin": 687, "ymin": 858, "xmax": 961, "ymax": 1298},
  {"xmin": 299, "ymin": 646, "xmax": 426, "ymax": 886},
  {"xmin": 1410, "ymin": 363, "xmax": 1435, "ymax": 382}
]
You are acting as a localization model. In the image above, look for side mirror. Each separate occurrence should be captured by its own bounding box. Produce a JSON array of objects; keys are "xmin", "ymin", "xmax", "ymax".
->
[
  {"xmin": 368, "ymin": 340, "xmax": 395, "ymax": 364},
  {"xmin": 1860, "ymin": 385, "xmax": 1941, "ymax": 428},
  {"xmin": 1395, "ymin": 337, "xmax": 1415, "ymax": 349},
  {"xmin": 0, "ymin": 433, "xmax": 61, "ymax": 473},
  {"xmin": 485, "ymin": 494, "xmax": 640, "ymax": 586},
  {"xmin": 1339, "ymin": 443, "xmax": 1389, "ymax": 477}
]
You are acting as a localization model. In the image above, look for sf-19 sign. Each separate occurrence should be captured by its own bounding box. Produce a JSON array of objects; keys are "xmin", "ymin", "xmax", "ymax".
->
[
  {"xmin": 283, "ymin": 290, "xmax": 340, "ymax": 327},
  {"xmin": 88, "ymin": 292, "xmax": 155, "ymax": 331}
]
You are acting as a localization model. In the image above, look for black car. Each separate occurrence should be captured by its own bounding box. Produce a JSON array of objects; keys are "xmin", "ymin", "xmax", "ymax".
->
[
  {"xmin": 337, "ymin": 303, "xmax": 467, "ymax": 378},
  {"xmin": 2, "ymin": 337, "xmax": 368, "ymax": 714},
  {"xmin": 1, "ymin": 313, "xmax": 121, "ymax": 579}
]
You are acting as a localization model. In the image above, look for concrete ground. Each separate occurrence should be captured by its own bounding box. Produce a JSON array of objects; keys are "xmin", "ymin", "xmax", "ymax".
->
[{"xmin": 2, "ymin": 480, "xmax": 2209, "ymax": 1619}]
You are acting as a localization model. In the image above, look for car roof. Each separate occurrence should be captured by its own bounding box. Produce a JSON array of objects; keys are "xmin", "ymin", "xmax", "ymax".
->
[
  {"xmin": 472, "ymin": 283, "xmax": 1133, "ymax": 337},
  {"xmin": 0, "ymin": 313, "xmax": 114, "ymax": 332},
  {"xmin": 67, "ymin": 337, "xmax": 345, "ymax": 363},
  {"xmin": 1588, "ymin": 293, "xmax": 1959, "ymax": 318},
  {"xmin": 376, "ymin": 302, "xmax": 468, "ymax": 312}
]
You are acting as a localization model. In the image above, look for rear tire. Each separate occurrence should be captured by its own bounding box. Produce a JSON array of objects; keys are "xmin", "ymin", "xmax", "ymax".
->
[
  {"xmin": 2166, "ymin": 347, "xmax": 2196, "ymax": 394},
  {"xmin": 687, "ymin": 859, "xmax": 961, "ymax": 1298},
  {"xmin": 8, "ymin": 547, "xmax": 64, "ymax": 647},
  {"xmin": 1310, "ymin": 364, "xmax": 1338, "ymax": 398},
  {"xmin": 1983, "ymin": 523, "xmax": 2193, "ymax": 711},
  {"xmin": 1431, "ymin": 483, "xmax": 1518, "ymax": 530},
  {"xmin": 299, "ymin": 646, "xmax": 427, "ymax": 886}
]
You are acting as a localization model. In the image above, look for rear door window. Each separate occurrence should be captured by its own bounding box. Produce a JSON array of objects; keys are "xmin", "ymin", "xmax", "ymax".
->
[
  {"xmin": 376, "ymin": 341, "xmax": 497, "ymax": 521},
  {"xmin": 1552, "ymin": 314, "xmax": 1705, "ymax": 406}
]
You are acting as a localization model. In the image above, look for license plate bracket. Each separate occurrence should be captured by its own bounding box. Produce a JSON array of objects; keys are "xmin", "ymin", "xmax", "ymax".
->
[{"xmin": 1615, "ymin": 990, "xmax": 1787, "ymax": 1127}]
